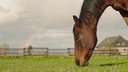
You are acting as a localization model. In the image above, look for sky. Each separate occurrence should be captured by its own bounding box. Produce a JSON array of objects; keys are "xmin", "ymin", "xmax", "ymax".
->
[{"xmin": 0, "ymin": 0, "xmax": 128, "ymax": 48}]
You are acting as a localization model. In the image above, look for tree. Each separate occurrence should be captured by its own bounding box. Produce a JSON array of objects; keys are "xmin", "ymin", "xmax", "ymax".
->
[
  {"xmin": 0, "ymin": 43, "xmax": 9, "ymax": 49},
  {"xmin": 0, "ymin": 43, "xmax": 10, "ymax": 56}
]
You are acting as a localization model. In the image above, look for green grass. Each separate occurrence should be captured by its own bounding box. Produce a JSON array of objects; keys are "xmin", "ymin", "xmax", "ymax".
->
[{"xmin": 0, "ymin": 56, "xmax": 128, "ymax": 72}]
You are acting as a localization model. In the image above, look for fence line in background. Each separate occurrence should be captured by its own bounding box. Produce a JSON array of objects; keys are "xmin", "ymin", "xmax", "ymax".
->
[
  {"xmin": 0, "ymin": 48, "xmax": 74, "ymax": 56},
  {"xmin": 0, "ymin": 48, "xmax": 128, "ymax": 57}
]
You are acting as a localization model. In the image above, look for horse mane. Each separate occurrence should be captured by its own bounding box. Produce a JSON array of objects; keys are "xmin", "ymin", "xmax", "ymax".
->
[{"xmin": 79, "ymin": 0, "xmax": 105, "ymax": 20}]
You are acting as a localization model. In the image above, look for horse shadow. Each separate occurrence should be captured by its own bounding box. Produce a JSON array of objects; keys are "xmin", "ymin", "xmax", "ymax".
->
[{"xmin": 100, "ymin": 62, "xmax": 128, "ymax": 66}]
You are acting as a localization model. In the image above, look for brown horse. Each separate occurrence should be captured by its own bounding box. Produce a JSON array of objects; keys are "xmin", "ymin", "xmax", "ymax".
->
[{"xmin": 73, "ymin": 0, "xmax": 128, "ymax": 66}]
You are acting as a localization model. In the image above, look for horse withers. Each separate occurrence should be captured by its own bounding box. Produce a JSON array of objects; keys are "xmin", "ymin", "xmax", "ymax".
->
[{"xmin": 73, "ymin": 0, "xmax": 128, "ymax": 66}]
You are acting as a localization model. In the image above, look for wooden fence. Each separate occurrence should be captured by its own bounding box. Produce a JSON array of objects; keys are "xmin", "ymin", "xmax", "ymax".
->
[
  {"xmin": 0, "ymin": 48, "xmax": 128, "ymax": 57},
  {"xmin": 0, "ymin": 48, "xmax": 74, "ymax": 56}
]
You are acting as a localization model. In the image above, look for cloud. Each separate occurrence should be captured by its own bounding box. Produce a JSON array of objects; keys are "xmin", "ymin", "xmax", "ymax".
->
[
  {"xmin": 0, "ymin": 6, "xmax": 8, "ymax": 13},
  {"xmin": 0, "ymin": 3, "xmax": 23, "ymax": 26},
  {"xmin": 0, "ymin": 34, "xmax": 3, "ymax": 38},
  {"xmin": 36, "ymin": 29, "xmax": 71, "ymax": 39},
  {"xmin": 0, "ymin": 0, "xmax": 77, "ymax": 29},
  {"xmin": 30, "ymin": 29, "xmax": 74, "ymax": 48}
]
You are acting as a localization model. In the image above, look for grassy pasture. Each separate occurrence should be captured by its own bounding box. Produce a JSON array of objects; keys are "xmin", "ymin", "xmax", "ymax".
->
[{"xmin": 0, "ymin": 56, "xmax": 128, "ymax": 72}]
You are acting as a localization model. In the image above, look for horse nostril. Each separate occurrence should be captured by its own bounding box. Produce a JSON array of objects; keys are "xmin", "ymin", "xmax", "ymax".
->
[{"xmin": 75, "ymin": 61, "xmax": 80, "ymax": 66}]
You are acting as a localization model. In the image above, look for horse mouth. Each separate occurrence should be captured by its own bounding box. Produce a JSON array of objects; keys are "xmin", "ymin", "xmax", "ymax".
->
[
  {"xmin": 75, "ymin": 60, "xmax": 89, "ymax": 67},
  {"xmin": 75, "ymin": 60, "xmax": 80, "ymax": 66}
]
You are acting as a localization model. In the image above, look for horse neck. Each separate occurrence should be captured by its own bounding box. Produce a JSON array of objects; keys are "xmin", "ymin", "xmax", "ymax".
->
[{"xmin": 79, "ymin": 0, "xmax": 112, "ymax": 23}]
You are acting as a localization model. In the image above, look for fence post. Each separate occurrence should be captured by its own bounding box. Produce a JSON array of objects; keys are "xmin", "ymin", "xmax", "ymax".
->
[
  {"xmin": 27, "ymin": 47, "xmax": 32, "ymax": 56},
  {"xmin": 3, "ymin": 48, "xmax": 6, "ymax": 57},
  {"xmin": 23, "ymin": 48, "xmax": 26, "ymax": 56},
  {"xmin": 67, "ymin": 48, "xmax": 71, "ymax": 56},
  {"xmin": 46, "ymin": 48, "xmax": 48, "ymax": 56}
]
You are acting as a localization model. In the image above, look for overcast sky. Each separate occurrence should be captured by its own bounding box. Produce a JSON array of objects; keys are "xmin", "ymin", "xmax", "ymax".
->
[{"xmin": 0, "ymin": 0, "xmax": 128, "ymax": 48}]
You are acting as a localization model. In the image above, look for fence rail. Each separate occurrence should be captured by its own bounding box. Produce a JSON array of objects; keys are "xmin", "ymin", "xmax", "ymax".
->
[{"xmin": 0, "ymin": 48, "xmax": 128, "ymax": 57}]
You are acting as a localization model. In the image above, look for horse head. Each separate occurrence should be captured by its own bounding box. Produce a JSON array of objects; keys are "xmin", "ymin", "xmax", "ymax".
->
[{"xmin": 73, "ymin": 13, "xmax": 97, "ymax": 66}]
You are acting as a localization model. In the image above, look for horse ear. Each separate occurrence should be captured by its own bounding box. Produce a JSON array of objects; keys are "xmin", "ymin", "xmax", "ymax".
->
[
  {"xmin": 73, "ymin": 15, "xmax": 81, "ymax": 28},
  {"xmin": 73, "ymin": 15, "xmax": 81, "ymax": 33},
  {"xmin": 73, "ymin": 15, "xmax": 80, "ymax": 24}
]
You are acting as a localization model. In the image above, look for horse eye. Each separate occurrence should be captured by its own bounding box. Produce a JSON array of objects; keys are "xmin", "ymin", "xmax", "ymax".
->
[
  {"xmin": 122, "ymin": 3, "xmax": 126, "ymax": 7},
  {"xmin": 75, "ymin": 35, "xmax": 80, "ymax": 40}
]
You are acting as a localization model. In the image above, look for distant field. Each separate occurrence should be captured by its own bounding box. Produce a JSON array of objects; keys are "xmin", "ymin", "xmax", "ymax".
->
[{"xmin": 0, "ymin": 56, "xmax": 128, "ymax": 72}]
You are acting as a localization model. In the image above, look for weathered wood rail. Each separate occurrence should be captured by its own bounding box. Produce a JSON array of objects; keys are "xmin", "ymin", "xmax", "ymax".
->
[{"xmin": 0, "ymin": 48, "xmax": 128, "ymax": 57}]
